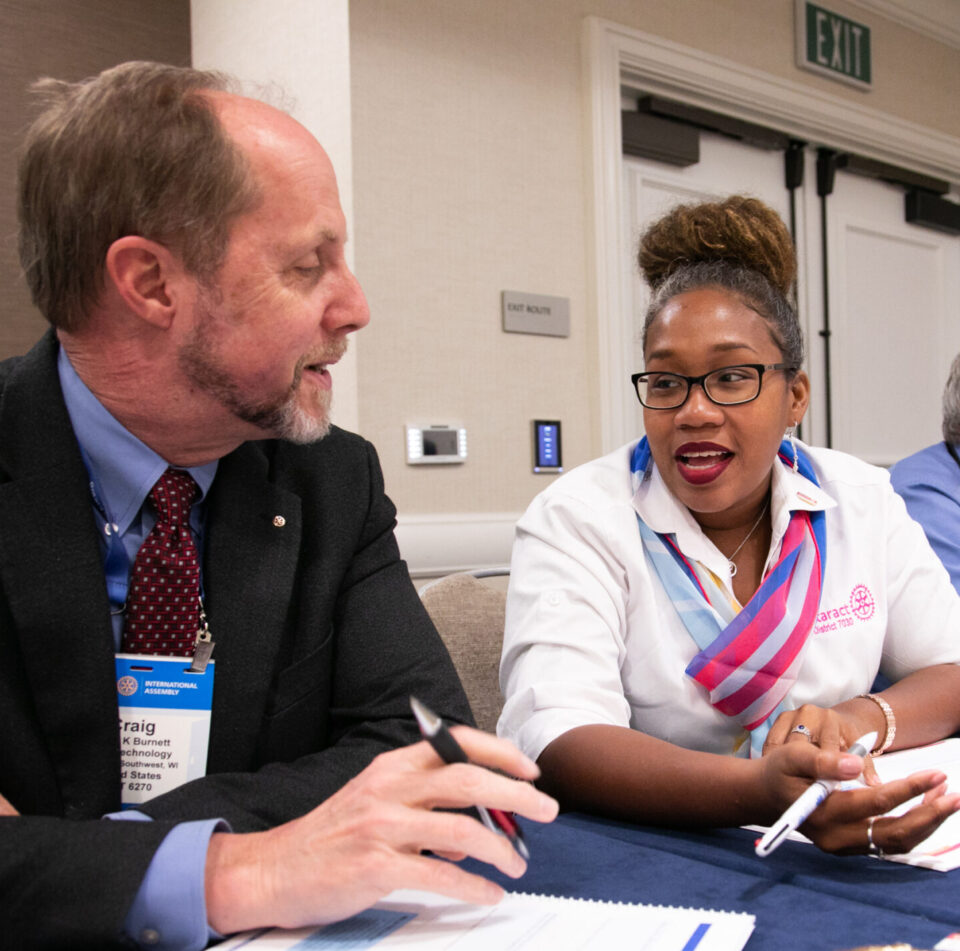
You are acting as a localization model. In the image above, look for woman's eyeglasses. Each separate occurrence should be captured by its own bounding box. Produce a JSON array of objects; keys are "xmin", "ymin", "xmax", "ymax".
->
[{"xmin": 631, "ymin": 364, "xmax": 796, "ymax": 410}]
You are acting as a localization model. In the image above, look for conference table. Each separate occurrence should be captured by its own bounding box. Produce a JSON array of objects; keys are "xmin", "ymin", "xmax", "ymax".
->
[{"xmin": 462, "ymin": 812, "xmax": 960, "ymax": 950}]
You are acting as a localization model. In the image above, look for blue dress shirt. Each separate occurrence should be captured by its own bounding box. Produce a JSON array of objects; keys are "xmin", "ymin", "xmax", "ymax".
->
[
  {"xmin": 58, "ymin": 349, "xmax": 226, "ymax": 950},
  {"xmin": 889, "ymin": 441, "xmax": 960, "ymax": 595}
]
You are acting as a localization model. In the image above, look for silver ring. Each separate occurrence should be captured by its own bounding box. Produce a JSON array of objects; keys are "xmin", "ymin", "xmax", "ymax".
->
[
  {"xmin": 789, "ymin": 724, "xmax": 813, "ymax": 739},
  {"xmin": 867, "ymin": 816, "xmax": 885, "ymax": 859}
]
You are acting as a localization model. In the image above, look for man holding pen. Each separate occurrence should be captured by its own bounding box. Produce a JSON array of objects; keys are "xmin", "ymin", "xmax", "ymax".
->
[{"xmin": 0, "ymin": 61, "xmax": 556, "ymax": 948}]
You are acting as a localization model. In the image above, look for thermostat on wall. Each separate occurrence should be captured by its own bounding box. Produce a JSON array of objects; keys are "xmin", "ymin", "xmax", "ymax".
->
[{"xmin": 406, "ymin": 424, "xmax": 467, "ymax": 465}]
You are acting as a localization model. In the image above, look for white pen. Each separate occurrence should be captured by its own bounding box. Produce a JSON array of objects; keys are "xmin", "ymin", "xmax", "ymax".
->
[{"xmin": 755, "ymin": 731, "xmax": 878, "ymax": 857}]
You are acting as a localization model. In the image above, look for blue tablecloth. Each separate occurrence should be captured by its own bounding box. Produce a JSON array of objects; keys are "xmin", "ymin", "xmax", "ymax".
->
[{"xmin": 462, "ymin": 813, "xmax": 960, "ymax": 950}]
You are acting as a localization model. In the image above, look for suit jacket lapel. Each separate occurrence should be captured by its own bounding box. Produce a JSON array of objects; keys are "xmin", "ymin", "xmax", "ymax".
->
[
  {"xmin": 203, "ymin": 442, "xmax": 302, "ymax": 772},
  {"xmin": 0, "ymin": 333, "xmax": 121, "ymax": 816},
  {"xmin": 0, "ymin": 335, "xmax": 306, "ymax": 793}
]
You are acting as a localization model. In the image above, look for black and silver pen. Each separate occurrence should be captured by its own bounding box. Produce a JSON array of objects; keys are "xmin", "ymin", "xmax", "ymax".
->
[{"xmin": 410, "ymin": 695, "xmax": 530, "ymax": 861}]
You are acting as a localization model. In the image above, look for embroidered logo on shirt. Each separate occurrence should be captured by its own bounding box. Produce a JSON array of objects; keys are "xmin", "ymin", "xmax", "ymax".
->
[{"xmin": 814, "ymin": 583, "xmax": 876, "ymax": 634}]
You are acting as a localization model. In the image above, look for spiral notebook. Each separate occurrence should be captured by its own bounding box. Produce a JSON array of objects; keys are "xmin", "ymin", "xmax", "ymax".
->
[{"xmin": 218, "ymin": 889, "xmax": 755, "ymax": 950}]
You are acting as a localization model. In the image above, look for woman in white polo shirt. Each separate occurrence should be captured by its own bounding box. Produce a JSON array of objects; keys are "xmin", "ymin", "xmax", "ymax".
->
[{"xmin": 498, "ymin": 195, "xmax": 960, "ymax": 854}]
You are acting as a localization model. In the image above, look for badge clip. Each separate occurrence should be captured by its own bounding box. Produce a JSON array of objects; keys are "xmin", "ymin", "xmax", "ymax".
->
[{"xmin": 187, "ymin": 601, "xmax": 215, "ymax": 674}]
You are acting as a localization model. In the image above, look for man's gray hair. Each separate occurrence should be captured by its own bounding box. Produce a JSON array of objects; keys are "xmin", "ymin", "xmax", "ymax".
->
[
  {"xmin": 17, "ymin": 61, "xmax": 261, "ymax": 331},
  {"xmin": 943, "ymin": 353, "xmax": 960, "ymax": 445}
]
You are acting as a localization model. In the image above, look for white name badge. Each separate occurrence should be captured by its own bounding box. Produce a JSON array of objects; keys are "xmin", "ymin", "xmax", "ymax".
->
[{"xmin": 115, "ymin": 654, "xmax": 215, "ymax": 809}]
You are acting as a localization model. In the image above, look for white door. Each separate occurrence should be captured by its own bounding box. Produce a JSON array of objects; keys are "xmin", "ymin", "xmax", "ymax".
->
[{"xmin": 820, "ymin": 170, "xmax": 960, "ymax": 465}]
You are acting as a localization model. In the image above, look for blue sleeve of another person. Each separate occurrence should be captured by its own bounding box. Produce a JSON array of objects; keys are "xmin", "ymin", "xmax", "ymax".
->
[
  {"xmin": 890, "ymin": 442, "xmax": 960, "ymax": 596},
  {"xmin": 109, "ymin": 811, "xmax": 228, "ymax": 950}
]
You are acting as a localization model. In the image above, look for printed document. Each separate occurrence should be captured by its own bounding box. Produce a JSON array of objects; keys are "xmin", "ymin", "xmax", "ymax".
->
[{"xmin": 217, "ymin": 888, "xmax": 755, "ymax": 950}]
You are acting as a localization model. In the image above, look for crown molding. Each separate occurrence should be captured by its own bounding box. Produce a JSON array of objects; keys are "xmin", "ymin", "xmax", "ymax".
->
[
  {"xmin": 844, "ymin": 0, "xmax": 960, "ymax": 51},
  {"xmin": 594, "ymin": 18, "xmax": 960, "ymax": 183}
]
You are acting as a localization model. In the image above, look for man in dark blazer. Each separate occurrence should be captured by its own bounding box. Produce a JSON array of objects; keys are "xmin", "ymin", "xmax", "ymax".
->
[{"xmin": 1, "ymin": 62, "xmax": 556, "ymax": 949}]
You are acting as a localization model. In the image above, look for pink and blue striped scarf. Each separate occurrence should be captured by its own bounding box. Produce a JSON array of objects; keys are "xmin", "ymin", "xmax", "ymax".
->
[{"xmin": 631, "ymin": 438, "xmax": 826, "ymax": 756}]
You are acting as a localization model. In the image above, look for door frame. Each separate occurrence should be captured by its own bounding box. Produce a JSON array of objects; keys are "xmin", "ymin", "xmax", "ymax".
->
[{"xmin": 583, "ymin": 16, "xmax": 960, "ymax": 452}]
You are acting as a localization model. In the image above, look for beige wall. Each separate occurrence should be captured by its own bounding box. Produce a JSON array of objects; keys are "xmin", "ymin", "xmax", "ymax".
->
[
  {"xmin": 0, "ymin": 0, "xmax": 190, "ymax": 361},
  {"xmin": 351, "ymin": 0, "xmax": 594, "ymax": 517},
  {"xmin": 3, "ymin": 0, "xmax": 956, "ymax": 551},
  {"xmin": 349, "ymin": 0, "xmax": 960, "ymax": 526}
]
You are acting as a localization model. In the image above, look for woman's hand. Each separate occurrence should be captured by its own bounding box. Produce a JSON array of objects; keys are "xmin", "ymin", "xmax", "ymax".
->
[
  {"xmin": 802, "ymin": 772, "xmax": 959, "ymax": 855},
  {"xmin": 758, "ymin": 739, "xmax": 960, "ymax": 855},
  {"xmin": 763, "ymin": 703, "xmax": 881, "ymax": 784}
]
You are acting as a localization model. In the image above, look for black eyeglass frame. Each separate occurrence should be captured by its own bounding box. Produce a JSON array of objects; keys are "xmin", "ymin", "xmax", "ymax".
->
[{"xmin": 630, "ymin": 363, "xmax": 797, "ymax": 410}]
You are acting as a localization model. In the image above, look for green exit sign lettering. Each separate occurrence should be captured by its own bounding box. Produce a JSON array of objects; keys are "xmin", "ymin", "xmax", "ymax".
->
[{"xmin": 796, "ymin": 0, "xmax": 872, "ymax": 89}]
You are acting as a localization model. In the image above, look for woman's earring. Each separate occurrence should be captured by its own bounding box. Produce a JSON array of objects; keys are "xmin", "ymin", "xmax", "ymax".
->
[{"xmin": 788, "ymin": 424, "xmax": 799, "ymax": 473}]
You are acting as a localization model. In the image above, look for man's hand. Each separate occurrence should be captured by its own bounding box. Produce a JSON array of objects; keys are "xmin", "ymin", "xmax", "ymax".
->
[
  {"xmin": 204, "ymin": 727, "xmax": 558, "ymax": 934},
  {"xmin": 0, "ymin": 793, "xmax": 18, "ymax": 816}
]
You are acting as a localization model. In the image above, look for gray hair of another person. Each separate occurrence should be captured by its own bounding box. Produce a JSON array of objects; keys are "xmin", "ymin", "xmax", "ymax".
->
[{"xmin": 943, "ymin": 353, "xmax": 960, "ymax": 445}]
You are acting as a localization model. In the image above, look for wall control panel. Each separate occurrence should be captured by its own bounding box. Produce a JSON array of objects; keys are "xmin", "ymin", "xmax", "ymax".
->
[
  {"xmin": 533, "ymin": 419, "xmax": 562, "ymax": 473},
  {"xmin": 406, "ymin": 424, "xmax": 468, "ymax": 465}
]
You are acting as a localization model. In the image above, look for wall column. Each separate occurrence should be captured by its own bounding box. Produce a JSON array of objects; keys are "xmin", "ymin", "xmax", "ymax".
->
[{"xmin": 191, "ymin": 0, "xmax": 360, "ymax": 433}]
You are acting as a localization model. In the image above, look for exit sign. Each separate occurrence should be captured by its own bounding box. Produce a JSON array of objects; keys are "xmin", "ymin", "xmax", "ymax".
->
[{"xmin": 796, "ymin": 0, "xmax": 872, "ymax": 89}]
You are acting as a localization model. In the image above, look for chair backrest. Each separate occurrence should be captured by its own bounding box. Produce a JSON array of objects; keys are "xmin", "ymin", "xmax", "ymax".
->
[{"xmin": 420, "ymin": 572, "xmax": 507, "ymax": 735}]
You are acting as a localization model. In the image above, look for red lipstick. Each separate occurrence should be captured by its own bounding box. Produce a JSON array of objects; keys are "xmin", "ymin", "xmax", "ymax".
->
[{"xmin": 675, "ymin": 441, "xmax": 733, "ymax": 485}]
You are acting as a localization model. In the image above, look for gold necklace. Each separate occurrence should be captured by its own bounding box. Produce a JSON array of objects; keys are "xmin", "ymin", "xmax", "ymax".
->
[{"xmin": 723, "ymin": 501, "xmax": 769, "ymax": 577}]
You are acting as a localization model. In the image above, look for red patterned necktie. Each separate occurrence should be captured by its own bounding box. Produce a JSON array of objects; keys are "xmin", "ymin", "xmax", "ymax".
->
[{"xmin": 121, "ymin": 468, "xmax": 200, "ymax": 656}]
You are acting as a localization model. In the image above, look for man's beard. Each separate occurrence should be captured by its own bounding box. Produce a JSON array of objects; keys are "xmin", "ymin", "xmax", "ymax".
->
[{"xmin": 178, "ymin": 301, "xmax": 345, "ymax": 445}]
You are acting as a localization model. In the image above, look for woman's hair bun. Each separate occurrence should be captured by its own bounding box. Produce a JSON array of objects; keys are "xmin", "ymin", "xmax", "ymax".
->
[{"xmin": 638, "ymin": 195, "xmax": 796, "ymax": 296}]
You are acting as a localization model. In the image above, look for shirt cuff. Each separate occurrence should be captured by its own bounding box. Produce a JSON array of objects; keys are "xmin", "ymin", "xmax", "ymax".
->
[{"xmin": 109, "ymin": 810, "xmax": 229, "ymax": 950}]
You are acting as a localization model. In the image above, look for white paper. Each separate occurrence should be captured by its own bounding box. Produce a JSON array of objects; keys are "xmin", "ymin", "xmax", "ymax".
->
[
  {"xmin": 868, "ymin": 737, "xmax": 960, "ymax": 870},
  {"xmin": 217, "ymin": 889, "xmax": 755, "ymax": 951}
]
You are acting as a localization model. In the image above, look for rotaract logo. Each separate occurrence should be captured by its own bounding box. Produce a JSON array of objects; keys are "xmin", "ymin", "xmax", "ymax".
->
[
  {"xmin": 117, "ymin": 675, "xmax": 138, "ymax": 697},
  {"xmin": 849, "ymin": 584, "xmax": 875, "ymax": 621}
]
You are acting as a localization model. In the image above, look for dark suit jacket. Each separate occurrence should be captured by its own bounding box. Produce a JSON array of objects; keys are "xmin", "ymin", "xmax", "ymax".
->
[{"xmin": 0, "ymin": 333, "xmax": 472, "ymax": 949}]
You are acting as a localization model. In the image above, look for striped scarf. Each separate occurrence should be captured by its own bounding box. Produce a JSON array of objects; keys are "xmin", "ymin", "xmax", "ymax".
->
[{"xmin": 631, "ymin": 438, "xmax": 826, "ymax": 756}]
